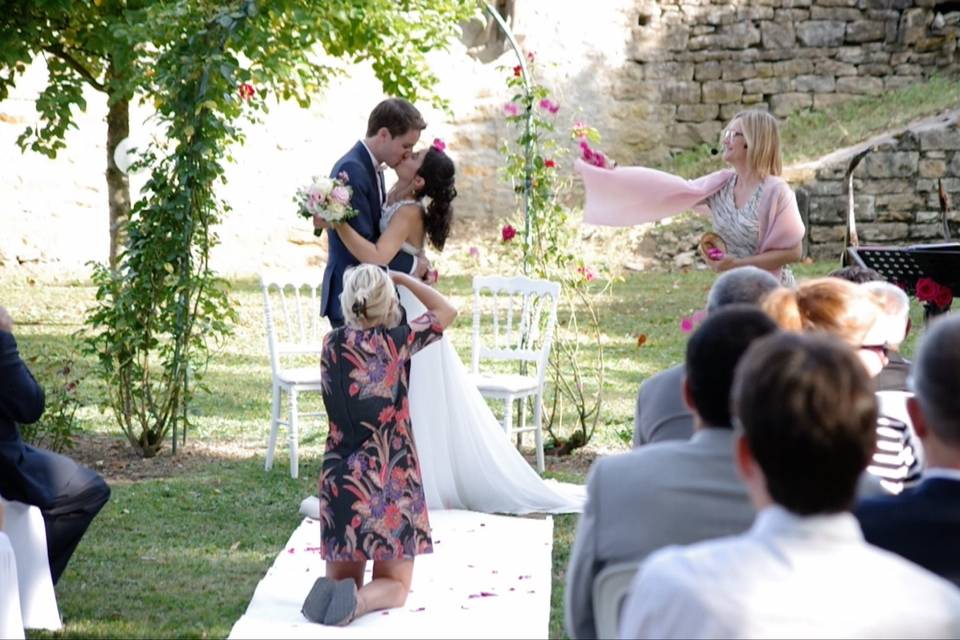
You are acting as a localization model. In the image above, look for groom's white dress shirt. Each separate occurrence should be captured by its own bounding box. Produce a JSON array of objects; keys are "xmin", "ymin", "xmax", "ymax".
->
[{"xmin": 619, "ymin": 505, "xmax": 960, "ymax": 639}]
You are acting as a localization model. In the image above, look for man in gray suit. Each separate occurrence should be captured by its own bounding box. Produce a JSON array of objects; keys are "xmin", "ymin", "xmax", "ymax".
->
[
  {"xmin": 565, "ymin": 306, "xmax": 778, "ymax": 640},
  {"xmin": 633, "ymin": 267, "xmax": 780, "ymax": 446}
]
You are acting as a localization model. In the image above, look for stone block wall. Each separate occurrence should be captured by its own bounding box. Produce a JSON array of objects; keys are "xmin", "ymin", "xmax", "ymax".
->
[
  {"xmin": 795, "ymin": 112, "xmax": 960, "ymax": 259},
  {"xmin": 625, "ymin": 0, "xmax": 960, "ymax": 152}
]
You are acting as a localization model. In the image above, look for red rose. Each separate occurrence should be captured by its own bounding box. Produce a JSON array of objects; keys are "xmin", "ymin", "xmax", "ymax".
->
[
  {"xmin": 513, "ymin": 65, "xmax": 523, "ymax": 77},
  {"xmin": 915, "ymin": 277, "xmax": 938, "ymax": 302},
  {"xmin": 934, "ymin": 283, "xmax": 954, "ymax": 310},
  {"xmin": 501, "ymin": 224, "xmax": 517, "ymax": 241},
  {"xmin": 237, "ymin": 82, "xmax": 255, "ymax": 100},
  {"xmin": 544, "ymin": 159, "xmax": 556, "ymax": 168}
]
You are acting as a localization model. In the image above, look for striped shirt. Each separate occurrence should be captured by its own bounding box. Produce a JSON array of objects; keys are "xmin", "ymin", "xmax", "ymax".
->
[{"xmin": 867, "ymin": 391, "xmax": 924, "ymax": 494}]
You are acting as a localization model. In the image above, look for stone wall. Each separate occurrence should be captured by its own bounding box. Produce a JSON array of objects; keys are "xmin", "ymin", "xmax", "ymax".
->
[
  {"xmin": 622, "ymin": 0, "xmax": 960, "ymax": 152},
  {"xmin": 794, "ymin": 111, "xmax": 960, "ymax": 260}
]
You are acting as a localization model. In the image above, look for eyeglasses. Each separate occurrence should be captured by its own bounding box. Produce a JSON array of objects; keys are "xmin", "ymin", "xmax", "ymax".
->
[
  {"xmin": 722, "ymin": 130, "xmax": 745, "ymax": 142},
  {"xmin": 859, "ymin": 343, "xmax": 890, "ymax": 359}
]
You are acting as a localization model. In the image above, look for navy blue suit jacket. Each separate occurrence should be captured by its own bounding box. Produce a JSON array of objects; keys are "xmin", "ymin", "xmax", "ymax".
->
[
  {"xmin": 321, "ymin": 141, "xmax": 414, "ymax": 323},
  {"xmin": 0, "ymin": 330, "xmax": 56, "ymax": 507},
  {"xmin": 856, "ymin": 477, "xmax": 960, "ymax": 586}
]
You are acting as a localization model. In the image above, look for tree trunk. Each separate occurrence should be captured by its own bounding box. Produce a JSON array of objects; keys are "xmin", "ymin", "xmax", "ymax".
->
[{"xmin": 105, "ymin": 65, "xmax": 130, "ymax": 269}]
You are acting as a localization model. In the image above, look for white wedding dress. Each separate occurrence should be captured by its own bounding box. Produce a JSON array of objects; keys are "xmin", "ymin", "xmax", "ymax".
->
[
  {"xmin": 302, "ymin": 201, "xmax": 584, "ymax": 517},
  {"xmin": 391, "ymin": 201, "xmax": 583, "ymax": 514}
]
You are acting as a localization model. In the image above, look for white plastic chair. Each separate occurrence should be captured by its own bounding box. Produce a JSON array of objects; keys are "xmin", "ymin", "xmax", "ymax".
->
[
  {"xmin": 592, "ymin": 561, "xmax": 639, "ymax": 640},
  {"xmin": 0, "ymin": 497, "xmax": 62, "ymax": 632},
  {"xmin": 467, "ymin": 275, "xmax": 560, "ymax": 473},
  {"xmin": 260, "ymin": 270, "xmax": 327, "ymax": 479}
]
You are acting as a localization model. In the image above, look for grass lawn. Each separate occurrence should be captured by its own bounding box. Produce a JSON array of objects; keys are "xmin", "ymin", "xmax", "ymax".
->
[
  {"xmin": 5, "ymin": 259, "xmax": 932, "ymax": 639},
  {"xmin": 4, "ymin": 71, "xmax": 950, "ymax": 638}
]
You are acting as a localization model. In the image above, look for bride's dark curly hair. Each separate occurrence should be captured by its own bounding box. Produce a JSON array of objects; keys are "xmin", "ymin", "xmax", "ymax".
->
[{"xmin": 414, "ymin": 147, "xmax": 457, "ymax": 251}]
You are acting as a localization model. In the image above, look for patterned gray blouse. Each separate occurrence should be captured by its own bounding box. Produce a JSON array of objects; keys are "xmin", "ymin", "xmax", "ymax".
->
[{"xmin": 705, "ymin": 175, "xmax": 795, "ymax": 286}]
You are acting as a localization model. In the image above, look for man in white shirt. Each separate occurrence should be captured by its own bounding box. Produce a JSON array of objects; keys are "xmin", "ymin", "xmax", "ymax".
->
[
  {"xmin": 619, "ymin": 332, "xmax": 960, "ymax": 639},
  {"xmin": 565, "ymin": 306, "xmax": 777, "ymax": 639}
]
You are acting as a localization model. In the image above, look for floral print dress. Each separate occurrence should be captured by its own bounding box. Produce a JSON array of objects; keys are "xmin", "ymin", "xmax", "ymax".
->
[{"xmin": 318, "ymin": 311, "xmax": 443, "ymax": 561}]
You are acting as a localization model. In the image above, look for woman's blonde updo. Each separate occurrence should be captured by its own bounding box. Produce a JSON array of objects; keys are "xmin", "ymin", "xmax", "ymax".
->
[
  {"xmin": 761, "ymin": 277, "xmax": 884, "ymax": 346},
  {"xmin": 730, "ymin": 109, "xmax": 783, "ymax": 178},
  {"xmin": 340, "ymin": 264, "xmax": 401, "ymax": 328}
]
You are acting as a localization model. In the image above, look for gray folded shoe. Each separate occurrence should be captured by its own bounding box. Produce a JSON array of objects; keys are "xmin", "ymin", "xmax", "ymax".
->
[
  {"xmin": 301, "ymin": 577, "xmax": 336, "ymax": 623},
  {"xmin": 323, "ymin": 579, "xmax": 359, "ymax": 626}
]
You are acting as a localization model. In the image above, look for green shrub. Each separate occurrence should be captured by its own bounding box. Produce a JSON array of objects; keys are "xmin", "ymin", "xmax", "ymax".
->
[{"xmin": 21, "ymin": 346, "xmax": 82, "ymax": 452}]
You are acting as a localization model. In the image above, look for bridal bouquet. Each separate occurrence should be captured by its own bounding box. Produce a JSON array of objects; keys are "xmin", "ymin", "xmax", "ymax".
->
[{"xmin": 296, "ymin": 171, "xmax": 358, "ymax": 236}]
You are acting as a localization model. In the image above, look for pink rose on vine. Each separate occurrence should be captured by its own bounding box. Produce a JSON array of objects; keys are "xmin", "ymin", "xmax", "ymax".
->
[{"xmin": 538, "ymin": 98, "xmax": 559, "ymax": 114}]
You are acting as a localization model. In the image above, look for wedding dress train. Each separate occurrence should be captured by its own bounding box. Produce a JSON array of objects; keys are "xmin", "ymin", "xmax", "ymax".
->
[{"xmin": 398, "ymin": 286, "xmax": 584, "ymax": 514}]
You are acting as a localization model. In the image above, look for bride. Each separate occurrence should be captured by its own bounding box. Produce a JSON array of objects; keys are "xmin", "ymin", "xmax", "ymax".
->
[{"xmin": 313, "ymin": 140, "xmax": 583, "ymax": 515}]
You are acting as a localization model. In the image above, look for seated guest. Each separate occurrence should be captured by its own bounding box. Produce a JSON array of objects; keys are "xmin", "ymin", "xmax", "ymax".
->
[
  {"xmin": 828, "ymin": 264, "xmax": 883, "ymax": 283},
  {"xmin": 619, "ymin": 332, "xmax": 960, "ymax": 639},
  {"xmin": 763, "ymin": 278, "xmax": 921, "ymax": 494},
  {"xmin": 566, "ymin": 306, "xmax": 777, "ymax": 639},
  {"xmin": 861, "ymin": 280, "xmax": 912, "ymax": 392},
  {"xmin": 828, "ymin": 268, "xmax": 913, "ymax": 392},
  {"xmin": 633, "ymin": 266, "xmax": 779, "ymax": 447},
  {"xmin": 856, "ymin": 314, "xmax": 960, "ymax": 586},
  {"xmin": 0, "ymin": 306, "xmax": 110, "ymax": 584}
]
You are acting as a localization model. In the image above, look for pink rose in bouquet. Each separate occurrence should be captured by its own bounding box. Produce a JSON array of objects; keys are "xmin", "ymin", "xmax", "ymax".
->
[
  {"xmin": 295, "ymin": 173, "xmax": 359, "ymax": 236},
  {"xmin": 330, "ymin": 185, "xmax": 351, "ymax": 205}
]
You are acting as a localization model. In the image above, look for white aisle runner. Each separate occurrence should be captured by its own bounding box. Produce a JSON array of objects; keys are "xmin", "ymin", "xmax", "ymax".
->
[{"xmin": 229, "ymin": 510, "xmax": 554, "ymax": 639}]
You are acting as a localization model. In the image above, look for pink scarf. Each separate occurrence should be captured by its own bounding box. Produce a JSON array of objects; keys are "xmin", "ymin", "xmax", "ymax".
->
[{"xmin": 576, "ymin": 159, "xmax": 805, "ymax": 267}]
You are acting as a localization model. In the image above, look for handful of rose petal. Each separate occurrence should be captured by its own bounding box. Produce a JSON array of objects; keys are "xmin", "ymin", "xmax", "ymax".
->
[
  {"xmin": 698, "ymin": 232, "xmax": 727, "ymax": 263},
  {"xmin": 295, "ymin": 171, "xmax": 359, "ymax": 236}
]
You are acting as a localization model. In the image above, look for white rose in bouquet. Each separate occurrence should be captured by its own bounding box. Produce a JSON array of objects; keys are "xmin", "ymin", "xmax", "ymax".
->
[{"xmin": 313, "ymin": 176, "xmax": 334, "ymax": 194}]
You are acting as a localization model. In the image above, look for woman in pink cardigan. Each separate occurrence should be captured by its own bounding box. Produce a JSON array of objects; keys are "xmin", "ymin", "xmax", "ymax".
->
[{"xmin": 577, "ymin": 109, "xmax": 805, "ymax": 284}]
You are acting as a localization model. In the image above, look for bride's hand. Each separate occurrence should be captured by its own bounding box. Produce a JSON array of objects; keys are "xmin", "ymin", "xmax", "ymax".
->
[{"xmin": 312, "ymin": 214, "xmax": 331, "ymax": 231}]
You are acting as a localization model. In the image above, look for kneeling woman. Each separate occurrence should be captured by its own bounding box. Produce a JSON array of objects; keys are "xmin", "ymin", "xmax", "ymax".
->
[{"xmin": 310, "ymin": 264, "xmax": 457, "ymax": 625}]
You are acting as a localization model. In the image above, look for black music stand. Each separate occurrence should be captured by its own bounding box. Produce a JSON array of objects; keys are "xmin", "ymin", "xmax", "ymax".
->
[{"xmin": 846, "ymin": 243, "xmax": 960, "ymax": 298}]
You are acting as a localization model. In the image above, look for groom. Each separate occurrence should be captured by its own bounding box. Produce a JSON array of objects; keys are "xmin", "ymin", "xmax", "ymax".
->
[{"xmin": 319, "ymin": 98, "xmax": 430, "ymax": 327}]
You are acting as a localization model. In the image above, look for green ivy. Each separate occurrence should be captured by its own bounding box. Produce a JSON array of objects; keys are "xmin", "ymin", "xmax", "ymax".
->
[
  {"xmin": 3, "ymin": 0, "xmax": 475, "ymax": 457},
  {"xmin": 83, "ymin": 3, "xmax": 254, "ymax": 458}
]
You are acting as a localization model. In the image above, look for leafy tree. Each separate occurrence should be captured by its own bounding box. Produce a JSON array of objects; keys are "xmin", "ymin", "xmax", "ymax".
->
[
  {"xmin": 0, "ymin": 0, "xmax": 474, "ymax": 266},
  {"xmin": 2, "ymin": 0, "xmax": 474, "ymax": 457}
]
